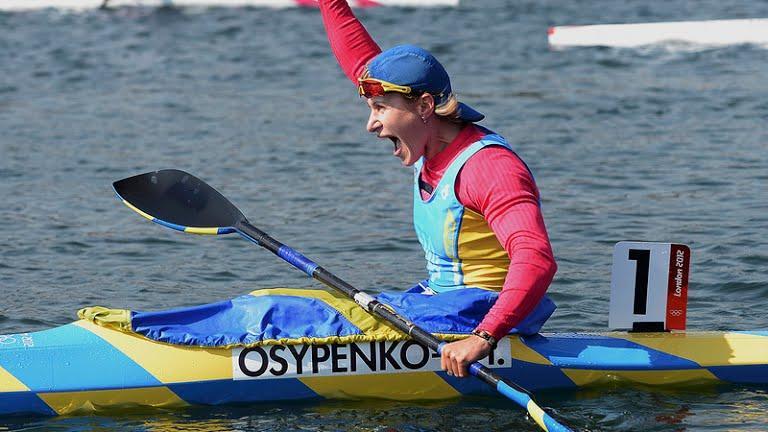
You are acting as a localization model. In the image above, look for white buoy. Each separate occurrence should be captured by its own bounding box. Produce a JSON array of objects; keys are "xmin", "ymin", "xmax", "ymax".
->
[{"xmin": 548, "ymin": 18, "xmax": 768, "ymax": 48}]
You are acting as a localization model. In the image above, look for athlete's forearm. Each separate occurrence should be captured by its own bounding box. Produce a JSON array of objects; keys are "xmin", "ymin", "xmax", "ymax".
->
[
  {"xmin": 457, "ymin": 149, "xmax": 557, "ymax": 340},
  {"xmin": 318, "ymin": 0, "xmax": 381, "ymax": 83},
  {"xmin": 478, "ymin": 243, "xmax": 556, "ymax": 340}
]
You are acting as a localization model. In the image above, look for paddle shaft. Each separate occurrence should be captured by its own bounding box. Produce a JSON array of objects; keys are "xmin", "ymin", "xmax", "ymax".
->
[{"xmin": 235, "ymin": 220, "xmax": 571, "ymax": 432}]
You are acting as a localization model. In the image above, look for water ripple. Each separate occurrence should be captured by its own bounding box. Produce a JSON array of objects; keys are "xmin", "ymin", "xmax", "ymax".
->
[{"xmin": 2, "ymin": 1, "xmax": 768, "ymax": 430}]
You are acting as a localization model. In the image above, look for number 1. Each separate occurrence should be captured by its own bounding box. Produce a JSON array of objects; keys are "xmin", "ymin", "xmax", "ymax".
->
[{"xmin": 628, "ymin": 249, "xmax": 650, "ymax": 314}]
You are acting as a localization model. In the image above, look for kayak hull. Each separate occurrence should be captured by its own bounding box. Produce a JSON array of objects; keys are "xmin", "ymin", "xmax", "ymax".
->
[{"xmin": 1, "ymin": 320, "xmax": 767, "ymax": 416}]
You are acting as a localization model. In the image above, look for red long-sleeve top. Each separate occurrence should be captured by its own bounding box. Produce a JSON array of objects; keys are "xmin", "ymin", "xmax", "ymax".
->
[{"xmin": 319, "ymin": 0, "xmax": 557, "ymax": 340}]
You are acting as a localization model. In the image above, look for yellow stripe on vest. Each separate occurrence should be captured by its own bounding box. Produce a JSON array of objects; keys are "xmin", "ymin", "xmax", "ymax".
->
[
  {"xmin": 39, "ymin": 386, "xmax": 188, "ymax": 415},
  {"xmin": 442, "ymin": 212, "xmax": 458, "ymax": 260},
  {"xmin": 456, "ymin": 208, "xmax": 509, "ymax": 289},
  {"xmin": 74, "ymin": 320, "xmax": 233, "ymax": 383}
]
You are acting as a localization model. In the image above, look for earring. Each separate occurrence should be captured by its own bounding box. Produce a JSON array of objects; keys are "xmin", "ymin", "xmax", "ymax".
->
[{"xmin": 421, "ymin": 116, "xmax": 428, "ymax": 124}]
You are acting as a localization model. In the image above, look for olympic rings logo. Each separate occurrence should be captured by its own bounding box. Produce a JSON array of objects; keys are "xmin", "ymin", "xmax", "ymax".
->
[{"xmin": 669, "ymin": 309, "xmax": 684, "ymax": 317}]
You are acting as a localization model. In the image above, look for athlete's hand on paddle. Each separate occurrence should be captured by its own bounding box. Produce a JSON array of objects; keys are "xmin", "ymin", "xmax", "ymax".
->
[{"xmin": 440, "ymin": 335, "xmax": 492, "ymax": 378}]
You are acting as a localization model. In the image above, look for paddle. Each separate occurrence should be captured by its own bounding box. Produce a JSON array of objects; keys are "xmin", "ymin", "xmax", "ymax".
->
[{"xmin": 113, "ymin": 169, "xmax": 572, "ymax": 432}]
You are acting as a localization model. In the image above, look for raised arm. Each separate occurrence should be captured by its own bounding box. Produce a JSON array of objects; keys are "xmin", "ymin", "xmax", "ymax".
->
[{"xmin": 318, "ymin": 0, "xmax": 382, "ymax": 83}]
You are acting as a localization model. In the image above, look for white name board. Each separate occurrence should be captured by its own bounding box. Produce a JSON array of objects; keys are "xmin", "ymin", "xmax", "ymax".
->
[
  {"xmin": 609, "ymin": 242, "xmax": 690, "ymax": 331},
  {"xmin": 232, "ymin": 338, "xmax": 511, "ymax": 380}
]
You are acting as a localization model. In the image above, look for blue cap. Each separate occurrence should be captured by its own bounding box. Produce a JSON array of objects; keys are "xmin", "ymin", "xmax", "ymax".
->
[{"xmin": 366, "ymin": 45, "xmax": 485, "ymax": 123}]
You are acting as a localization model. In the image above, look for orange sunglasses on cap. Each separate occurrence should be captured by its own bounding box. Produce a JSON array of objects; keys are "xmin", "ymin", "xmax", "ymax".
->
[{"xmin": 357, "ymin": 77, "xmax": 414, "ymax": 98}]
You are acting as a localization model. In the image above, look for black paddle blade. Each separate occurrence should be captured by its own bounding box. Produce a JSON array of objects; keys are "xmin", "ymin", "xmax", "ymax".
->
[{"xmin": 113, "ymin": 169, "xmax": 245, "ymax": 235}]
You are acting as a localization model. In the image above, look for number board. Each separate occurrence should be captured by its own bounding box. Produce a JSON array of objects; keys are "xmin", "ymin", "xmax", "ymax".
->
[{"xmin": 609, "ymin": 242, "xmax": 690, "ymax": 331}]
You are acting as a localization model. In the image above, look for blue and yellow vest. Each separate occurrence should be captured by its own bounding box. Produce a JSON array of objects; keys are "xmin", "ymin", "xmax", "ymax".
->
[{"xmin": 413, "ymin": 133, "xmax": 530, "ymax": 293}]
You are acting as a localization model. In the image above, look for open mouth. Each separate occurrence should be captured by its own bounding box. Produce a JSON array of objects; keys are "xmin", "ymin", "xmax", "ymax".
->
[
  {"xmin": 377, "ymin": 134, "xmax": 402, "ymax": 158},
  {"xmin": 381, "ymin": 135, "xmax": 401, "ymax": 156},
  {"xmin": 388, "ymin": 136, "xmax": 399, "ymax": 150}
]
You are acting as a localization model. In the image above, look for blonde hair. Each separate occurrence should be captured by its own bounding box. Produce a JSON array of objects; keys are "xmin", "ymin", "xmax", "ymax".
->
[
  {"xmin": 403, "ymin": 91, "xmax": 465, "ymax": 123},
  {"xmin": 434, "ymin": 93, "xmax": 462, "ymax": 122}
]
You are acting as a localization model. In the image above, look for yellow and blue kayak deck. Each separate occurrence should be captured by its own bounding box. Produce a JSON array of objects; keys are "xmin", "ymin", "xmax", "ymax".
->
[
  {"xmin": 2, "ymin": 323, "xmax": 767, "ymax": 417},
  {"xmin": 1, "ymin": 288, "xmax": 767, "ymax": 417}
]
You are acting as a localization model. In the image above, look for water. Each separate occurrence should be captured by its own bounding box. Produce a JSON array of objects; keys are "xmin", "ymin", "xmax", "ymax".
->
[{"xmin": 1, "ymin": 0, "xmax": 767, "ymax": 430}]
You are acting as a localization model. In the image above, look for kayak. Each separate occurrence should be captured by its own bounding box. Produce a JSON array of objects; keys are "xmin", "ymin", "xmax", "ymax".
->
[
  {"xmin": 5, "ymin": 171, "xmax": 760, "ymax": 421},
  {"xmin": 2, "ymin": 306, "xmax": 767, "ymax": 417}
]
